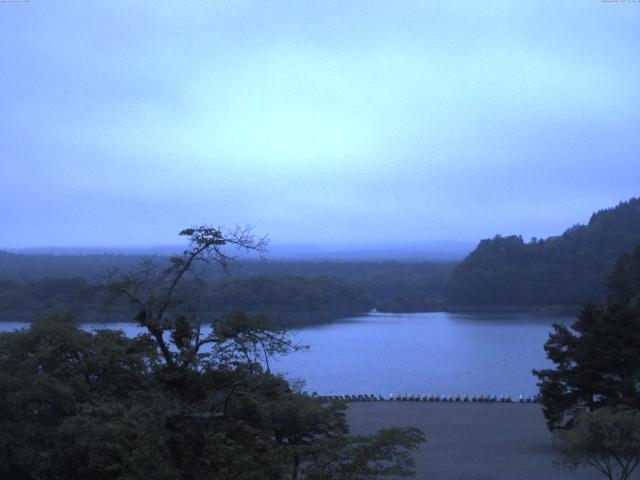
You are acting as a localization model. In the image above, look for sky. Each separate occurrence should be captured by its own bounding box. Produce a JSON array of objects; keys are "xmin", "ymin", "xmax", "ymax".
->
[{"xmin": 1, "ymin": 1, "xmax": 639, "ymax": 251}]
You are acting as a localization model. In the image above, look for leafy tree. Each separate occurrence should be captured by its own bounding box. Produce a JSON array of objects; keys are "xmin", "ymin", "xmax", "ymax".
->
[
  {"xmin": 105, "ymin": 225, "xmax": 272, "ymax": 371},
  {"xmin": 534, "ymin": 245, "xmax": 640, "ymax": 430},
  {"xmin": 268, "ymin": 390, "xmax": 348, "ymax": 479},
  {"xmin": 1, "ymin": 225, "xmax": 426, "ymax": 479},
  {"xmin": 302, "ymin": 427, "xmax": 426, "ymax": 480},
  {"xmin": 0, "ymin": 315, "xmax": 165, "ymax": 479},
  {"xmin": 555, "ymin": 407, "xmax": 640, "ymax": 480}
]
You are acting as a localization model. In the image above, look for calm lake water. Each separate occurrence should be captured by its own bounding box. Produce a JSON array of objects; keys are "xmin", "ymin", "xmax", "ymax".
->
[{"xmin": 0, "ymin": 312, "xmax": 572, "ymax": 397}]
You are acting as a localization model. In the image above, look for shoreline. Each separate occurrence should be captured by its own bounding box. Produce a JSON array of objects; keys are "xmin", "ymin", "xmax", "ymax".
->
[{"xmin": 0, "ymin": 304, "xmax": 581, "ymax": 325}]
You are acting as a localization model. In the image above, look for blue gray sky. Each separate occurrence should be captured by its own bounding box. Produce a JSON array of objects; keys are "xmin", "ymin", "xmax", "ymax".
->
[{"xmin": 1, "ymin": 1, "xmax": 639, "ymax": 250}]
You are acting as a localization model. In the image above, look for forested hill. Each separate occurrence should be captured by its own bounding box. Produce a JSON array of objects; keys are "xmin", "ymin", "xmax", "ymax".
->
[
  {"xmin": 447, "ymin": 198, "xmax": 640, "ymax": 309},
  {"xmin": 0, "ymin": 254, "xmax": 455, "ymax": 325}
]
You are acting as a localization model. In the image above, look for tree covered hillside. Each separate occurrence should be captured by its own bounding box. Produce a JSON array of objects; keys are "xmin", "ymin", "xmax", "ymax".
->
[
  {"xmin": 0, "ymin": 259, "xmax": 454, "ymax": 325},
  {"xmin": 447, "ymin": 198, "xmax": 640, "ymax": 308}
]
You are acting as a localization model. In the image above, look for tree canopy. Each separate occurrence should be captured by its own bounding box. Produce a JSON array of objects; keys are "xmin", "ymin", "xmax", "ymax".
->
[
  {"xmin": 0, "ymin": 226, "xmax": 426, "ymax": 479},
  {"xmin": 555, "ymin": 407, "xmax": 640, "ymax": 480},
  {"xmin": 0, "ymin": 256, "xmax": 454, "ymax": 325},
  {"xmin": 534, "ymin": 244, "xmax": 640, "ymax": 430},
  {"xmin": 448, "ymin": 197, "xmax": 640, "ymax": 308}
]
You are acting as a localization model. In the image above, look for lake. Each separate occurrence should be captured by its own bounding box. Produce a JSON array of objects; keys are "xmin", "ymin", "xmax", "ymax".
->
[{"xmin": 0, "ymin": 311, "xmax": 572, "ymax": 398}]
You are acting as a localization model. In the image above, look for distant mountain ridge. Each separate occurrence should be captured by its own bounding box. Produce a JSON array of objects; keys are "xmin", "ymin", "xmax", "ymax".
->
[
  {"xmin": 446, "ymin": 197, "xmax": 640, "ymax": 309},
  {"xmin": 6, "ymin": 240, "xmax": 474, "ymax": 261}
]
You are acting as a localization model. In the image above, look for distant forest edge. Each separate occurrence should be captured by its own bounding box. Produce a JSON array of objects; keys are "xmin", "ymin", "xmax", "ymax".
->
[
  {"xmin": 0, "ymin": 259, "xmax": 454, "ymax": 326},
  {"xmin": 447, "ymin": 197, "xmax": 640, "ymax": 310},
  {"xmin": 1, "ymin": 197, "xmax": 639, "ymax": 325}
]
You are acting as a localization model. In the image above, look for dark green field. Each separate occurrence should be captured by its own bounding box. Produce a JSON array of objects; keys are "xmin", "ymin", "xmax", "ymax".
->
[{"xmin": 347, "ymin": 402, "xmax": 613, "ymax": 480}]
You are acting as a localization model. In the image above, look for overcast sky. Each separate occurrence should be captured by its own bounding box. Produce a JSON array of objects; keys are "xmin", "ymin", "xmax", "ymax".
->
[{"xmin": 1, "ymin": 1, "xmax": 639, "ymax": 250}]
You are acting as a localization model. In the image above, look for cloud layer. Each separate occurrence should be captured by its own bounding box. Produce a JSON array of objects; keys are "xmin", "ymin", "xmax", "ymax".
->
[{"xmin": 1, "ymin": 1, "xmax": 639, "ymax": 248}]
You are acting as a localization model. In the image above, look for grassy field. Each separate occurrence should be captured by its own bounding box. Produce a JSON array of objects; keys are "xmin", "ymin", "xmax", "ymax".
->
[{"xmin": 347, "ymin": 402, "xmax": 614, "ymax": 480}]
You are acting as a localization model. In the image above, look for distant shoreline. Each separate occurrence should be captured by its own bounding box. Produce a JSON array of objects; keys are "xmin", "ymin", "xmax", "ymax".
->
[
  {"xmin": 442, "ymin": 305, "xmax": 580, "ymax": 316},
  {"xmin": 0, "ymin": 305, "xmax": 579, "ymax": 325}
]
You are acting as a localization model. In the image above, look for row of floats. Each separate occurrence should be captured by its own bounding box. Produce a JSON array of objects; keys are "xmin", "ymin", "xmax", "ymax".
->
[{"xmin": 314, "ymin": 393, "xmax": 541, "ymax": 403}]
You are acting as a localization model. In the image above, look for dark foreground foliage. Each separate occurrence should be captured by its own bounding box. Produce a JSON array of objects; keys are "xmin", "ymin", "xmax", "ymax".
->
[
  {"xmin": 534, "ymin": 244, "xmax": 640, "ymax": 430},
  {"xmin": 0, "ymin": 316, "xmax": 424, "ymax": 480},
  {"xmin": 554, "ymin": 407, "xmax": 640, "ymax": 480},
  {"xmin": 0, "ymin": 226, "xmax": 425, "ymax": 479}
]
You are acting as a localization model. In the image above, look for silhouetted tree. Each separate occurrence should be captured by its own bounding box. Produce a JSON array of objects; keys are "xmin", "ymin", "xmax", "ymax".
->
[
  {"xmin": 105, "ymin": 225, "xmax": 271, "ymax": 370},
  {"xmin": 555, "ymin": 407, "xmax": 640, "ymax": 480},
  {"xmin": 0, "ymin": 225, "xmax": 426, "ymax": 479},
  {"xmin": 534, "ymin": 245, "xmax": 640, "ymax": 430}
]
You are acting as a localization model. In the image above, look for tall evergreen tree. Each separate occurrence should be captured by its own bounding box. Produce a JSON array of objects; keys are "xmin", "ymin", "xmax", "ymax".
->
[{"xmin": 534, "ymin": 245, "xmax": 640, "ymax": 430}]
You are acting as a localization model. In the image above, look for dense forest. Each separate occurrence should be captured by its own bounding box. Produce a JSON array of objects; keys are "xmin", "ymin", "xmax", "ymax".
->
[
  {"xmin": 0, "ymin": 255, "xmax": 455, "ymax": 326},
  {"xmin": 2, "ymin": 197, "xmax": 640, "ymax": 322},
  {"xmin": 447, "ymin": 198, "xmax": 640, "ymax": 309}
]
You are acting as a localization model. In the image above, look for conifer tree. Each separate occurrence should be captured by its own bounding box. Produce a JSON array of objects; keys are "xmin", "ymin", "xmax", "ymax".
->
[{"xmin": 534, "ymin": 245, "xmax": 640, "ymax": 430}]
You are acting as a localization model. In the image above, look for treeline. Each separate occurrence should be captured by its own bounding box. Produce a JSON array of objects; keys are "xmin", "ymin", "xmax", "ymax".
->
[
  {"xmin": 447, "ymin": 197, "xmax": 640, "ymax": 309},
  {"xmin": 0, "ymin": 278, "xmax": 102, "ymax": 323},
  {"xmin": 0, "ymin": 250, "xmax": 455, "ymax": 283},
  {"xmin": 0, "ymin": 262, "xmax": 456, "ymax": 326},
  {"xmin": 0, "ymin": 226, "xmax": 425, "ymax": 480},
  {"xmin": 186, "ymin": 276, "xmax": 375, "ymax": 326},
  {"xmin": 0, "ymin": 251, "xmax": 146, "ymax": 280},
  {"xmin": 3, "ymin": 197, "xmax": 639, "ymax": 319}
]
